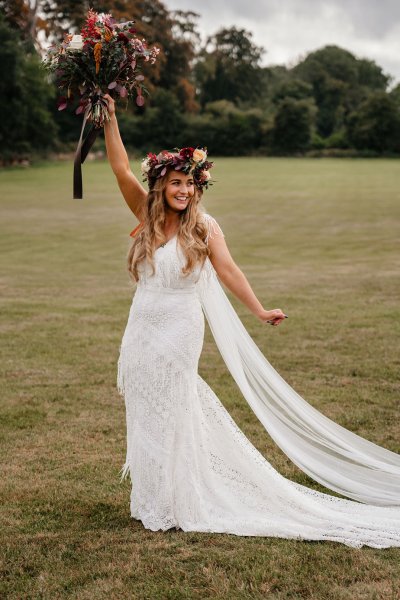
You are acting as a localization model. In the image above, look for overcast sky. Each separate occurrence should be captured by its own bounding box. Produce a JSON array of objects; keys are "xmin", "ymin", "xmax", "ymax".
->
[{"xmin": 164, "ymin": 0, "xmax": 400, "ymax": 86}]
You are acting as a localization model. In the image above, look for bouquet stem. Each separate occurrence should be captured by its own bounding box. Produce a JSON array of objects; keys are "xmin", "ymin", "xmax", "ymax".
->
[{"xmin": 88, "ymin": 93, "xmax": 111, "ymax": 129}]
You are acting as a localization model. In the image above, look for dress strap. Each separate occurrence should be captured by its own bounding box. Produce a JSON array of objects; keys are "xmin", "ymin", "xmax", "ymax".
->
[{"xmin": 202, "ymin": 213, "xmax": 225, "ymax": 245}]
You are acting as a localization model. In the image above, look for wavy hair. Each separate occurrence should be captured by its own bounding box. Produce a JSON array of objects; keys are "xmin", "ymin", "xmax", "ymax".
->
[{"xmin": 127, "ymin": 167, "xmax": 211, "ymax": 282}]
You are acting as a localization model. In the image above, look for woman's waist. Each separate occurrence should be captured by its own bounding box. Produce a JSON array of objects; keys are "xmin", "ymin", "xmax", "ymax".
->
[
  {"xmin": 127, "ymin": 283, "xmax": 203, "ymax": 327},
  {"xmin": 135, "ymin": 282, "xmax": 198, "ymax": 295}
]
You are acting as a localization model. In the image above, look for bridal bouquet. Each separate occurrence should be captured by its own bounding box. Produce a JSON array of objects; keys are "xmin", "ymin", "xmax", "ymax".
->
[
  {"xmin": 43, "ymin": 9, "xmax": 159, "ymax": 198},
  {"xmin": 43, "ymin": 9, "xmax": 160, "ymax": 128}
]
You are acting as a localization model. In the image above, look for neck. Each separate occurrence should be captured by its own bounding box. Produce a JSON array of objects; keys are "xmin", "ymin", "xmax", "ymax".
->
[{"xmin": 164, "ymin": 205, "xmax": 183, "ymax": 228}]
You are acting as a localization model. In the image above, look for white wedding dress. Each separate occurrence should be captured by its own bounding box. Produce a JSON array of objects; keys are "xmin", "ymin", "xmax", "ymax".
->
[{"xmin": 117, "ymin": 213, "xmax": 400, "ymax": 548}]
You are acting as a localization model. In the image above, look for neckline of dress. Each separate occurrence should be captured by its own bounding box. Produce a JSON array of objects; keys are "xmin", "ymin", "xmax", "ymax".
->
[{"xmin": 155, "ymin": 234, "xmax": 177, "ymax": 252}]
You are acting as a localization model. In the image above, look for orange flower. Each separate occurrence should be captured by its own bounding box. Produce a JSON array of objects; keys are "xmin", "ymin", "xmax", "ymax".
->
[
  {"xmin": 94, "ymin": 42, "xmax": 102, "ymax": 74},
  {"xmin": 104, "ymin": 27, "xmax": 113, "ymax": 42}
]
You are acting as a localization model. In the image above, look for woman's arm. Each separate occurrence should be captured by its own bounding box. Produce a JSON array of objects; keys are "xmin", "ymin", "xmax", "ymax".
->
[
  {"xmin": 103, "ymin": 94, "xmax": 147, "ymax": 221},
  {"xmin": 208, "ymin": 230, "xmax": 287, "ymax": 326}
]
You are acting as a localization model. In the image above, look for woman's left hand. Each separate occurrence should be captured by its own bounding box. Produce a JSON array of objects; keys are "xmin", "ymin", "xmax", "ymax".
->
[{"xmin": 257, "ymin": 308, "xmax": 288, "ymax": 326}]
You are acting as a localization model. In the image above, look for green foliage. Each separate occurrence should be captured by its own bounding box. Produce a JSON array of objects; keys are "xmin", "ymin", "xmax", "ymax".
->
[
  {"xmin": 0, "ymin": 14, "xmax": 57, "ymax": 161},
  {"xmin": 295, "ymin": 45, "xmax": 359, "ymax": 85},
  {"xmin": 347, "ymin": 92, "xmax": 400, "ymax": 153},
  {"xmin": 108, "ymin": 0, "xmax": 201, "ymax": 113},
  {"xmin": 310, "ymin": 130, "xmax": 349, "ymax": 152},
  {"xmin": 323, "ymin": 130, "xmax": 350, "ymax": 150},
  {"xmin": 182, "ymin": 103, "xmax": 264, "ymax": 155},
  {"xmin": 292, "ymin": 45, "xmax": 391, "ymax": 139},
  {"xmin": 273, "ymin": 79, "xmax": 313, "ymax": 103},
  {"xmin": 389, "ymin": 83, "xmax": 400, "ymax": 104},
  {"xmin": 117, "ymin": 97, "xmax": 265, "ymax": 156},
  {"xmin": 271, "ymin": 98, "xmax": 312, "ymax": 154},
  {"xmin": 141, "ymin": 89, "xmax": 186, "ymax": 149},
  {"xmin": 357, "ymin": 58, "xmax": 390, "ymax": 90},
  {"xmin": 310, "ymin": 132, "xmax": 326, "ymax": 150},
  {"xmin": 194, "ymin": 27, "xmax": 265, "ymax": 107},
  {"xmin": 0, "ymin": 0, "xmax": 43, "ymax": 51},
  {"xmin": 2, "ymin": 1, "xmax": 400, "ymax": 158},
  {"xmin": 118, "ymin": 89, "xmax": 186, "ymax": 151}
]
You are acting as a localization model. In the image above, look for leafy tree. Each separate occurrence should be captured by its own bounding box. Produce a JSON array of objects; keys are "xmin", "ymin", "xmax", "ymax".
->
[
  {"xmin": 0, "ymin": 14, "xmax": 57, "ymax": 160},
  {"xmin": 254, "ymin": 65, "xmax": 290, "ymax": 114},
  {"xmin": 295, "ymin": 45, "xmax": 359, "ymax": 85},
  {"xmin": 102, "ymin": 1, "xmax": 200, "ymax": 110},
  {"xmin": 0, "ymin": 0, "xmax": 48, "ymax": 51},
  {"xmin": 273, "ymin": 79, "xmax": 313, "ymax": 103},
  {"xmin": 293, "ymin": 46, "xmax": 390, "ymax": 138},
  {"xmin": 121, "ymin": 89, "xmax": 185, "ymax": 150},
  {"xmin": 357, "ymin": 58, "xmax": 390, "ymax": 90},
  {"xmin": 271, "ymin": 98, "xmax": 312, "ymax": 154},
  {"xmin": 293, "ymin": 46, "xmax": 356, "ymax": 136},
  {"xmin": 347, "ymin": 92, "xmax": 400, "ymax": 153},
  {"xmin": 389, "ymin": 83, "xmax": 400, "ymax": 105},
  {"xmin": 2, "ymin": 1, "xmax": 400, "ymax": 157},
  {"xmin": 178, "ymin": 101, "xmax": 264, "ymax": 155},
  {"xmin": 194, "ymin": 27, "xmax": 265, "ymax": 106}
]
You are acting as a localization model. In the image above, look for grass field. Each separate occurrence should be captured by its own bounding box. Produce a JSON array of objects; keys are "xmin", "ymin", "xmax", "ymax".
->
[{"xmin": 1, "ymin": 157, "xmax": 400, "ymax": 599}]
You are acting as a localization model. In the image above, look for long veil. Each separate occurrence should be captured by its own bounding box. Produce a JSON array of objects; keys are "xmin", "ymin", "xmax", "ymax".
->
[{"xmin": 196, "ymin": 257, "xmax": 400, "ymax": 507}]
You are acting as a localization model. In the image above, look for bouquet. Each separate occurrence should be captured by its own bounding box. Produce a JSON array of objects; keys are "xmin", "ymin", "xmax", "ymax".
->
[{"xmin": 43, "ymin": 9, "xmax": 160, "ymax": 197}]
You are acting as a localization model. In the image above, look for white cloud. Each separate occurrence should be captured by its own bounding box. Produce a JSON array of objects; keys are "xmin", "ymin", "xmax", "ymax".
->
[{"xmin": 164, "ymin": 0, "xmax": 400, "ymax": 84}]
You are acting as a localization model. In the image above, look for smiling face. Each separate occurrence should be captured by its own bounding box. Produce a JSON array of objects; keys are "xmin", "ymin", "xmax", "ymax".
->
[{"xmin": 163, "ymin": 170, "xmax": 195, "ymax": 213}]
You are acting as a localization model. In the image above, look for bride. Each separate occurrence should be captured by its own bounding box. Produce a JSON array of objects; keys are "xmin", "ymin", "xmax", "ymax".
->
[{"xmin": 104, "ymin": 95, "xmax": 400, "ymax": 548}]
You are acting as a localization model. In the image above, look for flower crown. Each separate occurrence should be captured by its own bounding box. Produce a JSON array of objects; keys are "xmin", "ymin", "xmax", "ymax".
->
[{"xmin": 141, "ymin": 147, "xmax": 214, "ymax": 191}]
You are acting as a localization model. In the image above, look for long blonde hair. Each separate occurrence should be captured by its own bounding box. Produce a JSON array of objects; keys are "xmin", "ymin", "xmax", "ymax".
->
[{"xmin": 127, "ymin": 168, "xmax": 211, "ymax": 282}]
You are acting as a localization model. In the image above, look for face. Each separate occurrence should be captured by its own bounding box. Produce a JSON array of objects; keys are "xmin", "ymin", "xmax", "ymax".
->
[{"xmin": 164, "ymin": 170, "xmax": 195, "ymax": 213}]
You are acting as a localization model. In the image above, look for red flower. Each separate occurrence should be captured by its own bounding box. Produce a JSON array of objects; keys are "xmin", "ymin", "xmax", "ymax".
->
[
  {"xmin": 179, "ymin": 147, "xmax": 195, "ymax": 160},
  {"xmin": 81, "ymin": 9, "xmax": 101, "ymax": 39},
  {"xmin": 117, "ymin": 32, "xmax": 129, "ymax": 44}
]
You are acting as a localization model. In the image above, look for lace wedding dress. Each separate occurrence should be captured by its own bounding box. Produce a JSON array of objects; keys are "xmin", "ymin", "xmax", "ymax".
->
[{"xmin": 117, "ymin": 213, "xmax": 400, "ymax": 548}]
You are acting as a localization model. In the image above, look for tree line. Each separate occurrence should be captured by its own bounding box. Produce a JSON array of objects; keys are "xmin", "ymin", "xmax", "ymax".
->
[{"xmin": 1, "ymin": 0, "xmax": 400, "ymax": 162}]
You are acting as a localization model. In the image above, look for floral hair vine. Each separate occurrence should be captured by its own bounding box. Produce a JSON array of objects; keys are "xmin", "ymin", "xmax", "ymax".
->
[{"xmin": 141, "ymin": 147, "xmax": 214, "ymax": 191}]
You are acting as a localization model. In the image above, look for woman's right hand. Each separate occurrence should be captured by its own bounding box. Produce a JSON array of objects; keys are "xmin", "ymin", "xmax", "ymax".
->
[{"xmin": 103, "ymin": 93, "xmax": 116, "ymax": 118}]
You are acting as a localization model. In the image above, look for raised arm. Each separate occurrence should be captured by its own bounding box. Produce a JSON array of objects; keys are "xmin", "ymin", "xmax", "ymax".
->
[
  {"xmin": 103, "ymin": 94, "xmax": 147, "ymax": 221},
  {"xmin": 206, "ymin": 219, "xmax": 287, "ymax": 326}
]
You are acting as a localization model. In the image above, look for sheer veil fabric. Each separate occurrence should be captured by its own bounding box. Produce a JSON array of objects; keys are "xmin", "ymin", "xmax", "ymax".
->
[{"xmin": 117, "ymin": 212, "xmax": 400, "ymax": 548}]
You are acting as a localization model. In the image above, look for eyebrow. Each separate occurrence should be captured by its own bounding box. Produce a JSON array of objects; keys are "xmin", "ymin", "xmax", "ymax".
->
[{"xmin": 170, "ymin": 178, "xmax": 194, "ymax": 182}]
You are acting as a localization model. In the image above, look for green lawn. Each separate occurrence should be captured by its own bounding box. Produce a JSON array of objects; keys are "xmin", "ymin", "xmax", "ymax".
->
[{"xmin": 1, "ymin": 157, "xmax": 399, "ymax": 599}]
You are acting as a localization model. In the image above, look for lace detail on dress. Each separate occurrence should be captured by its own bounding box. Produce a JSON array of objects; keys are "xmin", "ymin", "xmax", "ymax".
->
[
  {"xmin": 202, "ymin": 212, "xmax": 225, "ymax": 244},
  {"xmin": 116, "ymin": 212, "xmax": 400, "ymax": 547}
]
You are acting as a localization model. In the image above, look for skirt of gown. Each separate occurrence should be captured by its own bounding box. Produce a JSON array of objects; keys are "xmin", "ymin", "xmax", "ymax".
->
[{"xmin": 117, "ymin": 280, "xmax": 400, "ymax": 549}]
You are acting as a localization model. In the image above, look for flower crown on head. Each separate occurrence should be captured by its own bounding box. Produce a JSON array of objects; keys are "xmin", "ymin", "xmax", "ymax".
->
[{"xmin": 141, "ymin": 147, "xmax": 214, "ymax": 191}]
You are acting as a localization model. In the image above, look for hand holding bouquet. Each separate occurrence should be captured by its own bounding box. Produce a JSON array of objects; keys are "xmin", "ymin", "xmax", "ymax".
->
[{"xmin": 43, "ymin": 9, "xmax": 159, "ymax": 197}]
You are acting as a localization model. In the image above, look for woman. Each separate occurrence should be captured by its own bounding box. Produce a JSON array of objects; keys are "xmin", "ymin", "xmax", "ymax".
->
[{"xmin": 104, "ymin": 95, "xmax": 400, "ymax": 548}]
